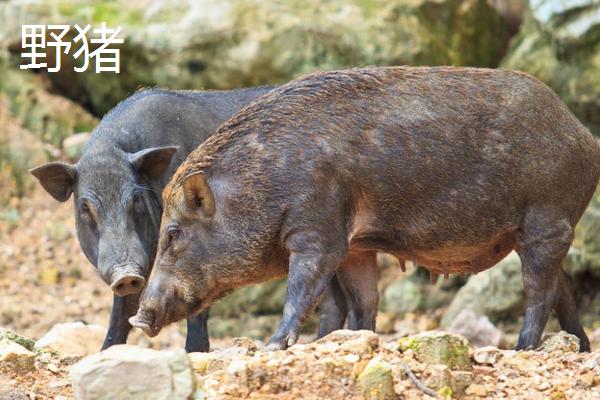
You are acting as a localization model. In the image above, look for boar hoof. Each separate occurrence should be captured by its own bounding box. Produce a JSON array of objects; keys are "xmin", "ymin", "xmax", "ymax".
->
[{"xmin": 265, "ymin": 332, "xmax": 298, "ymax": 351}]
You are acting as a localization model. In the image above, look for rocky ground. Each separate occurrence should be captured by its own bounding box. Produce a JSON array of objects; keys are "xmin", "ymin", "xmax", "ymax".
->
[{"xmin": 2, "ymin": 326, "xmax": 600, "ymax": 399}]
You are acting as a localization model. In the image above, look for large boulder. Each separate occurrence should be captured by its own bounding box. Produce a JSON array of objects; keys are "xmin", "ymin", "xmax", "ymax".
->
[
  {"xmin": 70, "ymin": 344, "xmax": 194, "ymax": 400},
  {"xmin": 502, "ymin": 0, "xmax": 600, "ymax": 136},
  {"xmin": 1, "ymin": 0, "xmax": 510, "ymax": 115}
]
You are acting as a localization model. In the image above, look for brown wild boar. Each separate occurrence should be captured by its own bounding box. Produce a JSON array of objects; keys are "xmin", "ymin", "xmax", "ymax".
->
[{"xmin": 130, "ymin": 66, "xmax": 600, "ymax": 351}]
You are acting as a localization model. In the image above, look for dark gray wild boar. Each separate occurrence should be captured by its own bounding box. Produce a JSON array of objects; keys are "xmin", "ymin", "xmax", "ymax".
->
[
  {"xmin": 131, "ymin": 66, "xmax": 600, "ymax": 352},
  {"xmin": 30, "ymin": 86, "xmax": 275, "ymax": 351}
]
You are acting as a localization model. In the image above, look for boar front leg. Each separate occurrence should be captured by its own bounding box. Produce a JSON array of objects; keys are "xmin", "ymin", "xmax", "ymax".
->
[
  {"xmin": 516, "ymin": 212, "xmax": 578, "ymax": 350},
  {"xmin": 102, "ymin": 294, "xmax": 140, "ymax": 350},
  {"xmin": 266, "ymin": 232, "xmax": 347, "ymax": 351},
  {"xmin": 185, "ymin": 309, "xmax": 210, "ymax": 352}
]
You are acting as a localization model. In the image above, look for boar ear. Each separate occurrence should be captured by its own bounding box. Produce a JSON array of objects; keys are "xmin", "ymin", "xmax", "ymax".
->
[
  {"xmin": 29, "ymin": 162, "xmax": 77, "ymax": 202},
  {"xmin": 129, "ymin": 146, "xmax": 179, "ymax": 182},
  {"xmin": 182, "ymin": 172, "xmax": 215, "ymax": 218}
]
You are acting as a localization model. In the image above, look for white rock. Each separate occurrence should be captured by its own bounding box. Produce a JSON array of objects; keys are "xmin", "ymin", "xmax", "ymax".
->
[
  {"xmin": 35, "ymin": 321, "xmax": 105, "ymax": 356},
  {"xmin": 70, "ymin": 344, "xmax": 193, "ymax": 400},
  {"xmin": 342, "ymin": 353, "xmax": 360, "ymax": 364},
  {"xmin": 473, "ymin": 346, "xmax": 502, "ymax": 365},
  {"xmin": 226, "ymin": 359, "xmax": 248, "ymax": 375},
  {"xmin": 582, "ymin": 357, "xmax": 599, "ymax": 371}
]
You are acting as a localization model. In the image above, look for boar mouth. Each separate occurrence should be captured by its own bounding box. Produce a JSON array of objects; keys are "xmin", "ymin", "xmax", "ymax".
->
[{"xmin": 129, "ymin": 313, "xmax": 161, "ymax": 338}]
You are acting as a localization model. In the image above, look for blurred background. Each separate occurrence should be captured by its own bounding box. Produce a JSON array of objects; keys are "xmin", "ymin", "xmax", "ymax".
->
[{"xmin": 1, "ymin": 0, "xmax": 600, "ymax": 355}]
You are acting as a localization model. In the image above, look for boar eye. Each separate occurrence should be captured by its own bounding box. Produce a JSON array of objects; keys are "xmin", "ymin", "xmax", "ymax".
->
[
  {"xmin": 167, "ymin": 226, "xmax": 181, "ymax": 242},
  {"xmin": 80, "ymin": 202, "xmax": 94, "ymax": 223},
  {"xmin": 133, "ymin": 194, "xmax": 145, "ymax": 214}
]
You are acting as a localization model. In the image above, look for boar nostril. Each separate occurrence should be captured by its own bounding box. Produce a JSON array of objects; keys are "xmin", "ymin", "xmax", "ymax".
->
[{"xmin": 111, "ymin": 274, "xmax": 146, "ymax": 297}]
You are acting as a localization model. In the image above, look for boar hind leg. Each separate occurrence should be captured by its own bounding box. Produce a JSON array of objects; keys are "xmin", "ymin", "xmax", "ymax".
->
[
  {"xmin": 266, "ymin": 232, "xmax": 347, "ymax": 350},
  {"xmin": 335, "ymin": 251, "xmax": 378, "ymax": 331},
  {"xmin": 102, "ymin": 294, "xmax": 140, "ymax": 350},
  {"xmin": 185, "ymin": 309, "xmax": 210, "ymax": 352},
  {"xmin": 317, "ymin": 276, "xmax": 348, "ymax": 338},
  {"xmin": 555, "ymin": 271, "xmax": 590, "ymax": 351},
  {"xmin": 516, "ymin": 213, "xmax": 573, "ymax": 351}
]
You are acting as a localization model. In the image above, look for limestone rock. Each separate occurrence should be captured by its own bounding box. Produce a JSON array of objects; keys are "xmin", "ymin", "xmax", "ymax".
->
[
  {"xmin": 398, "ymin": 331, "xmax": 471, "ymax": 370},
  {"xmin": 70, "ymin": 345, "xmax": 193, "ymax": 400},
  {"xmin": 318, "ymin": 329, "xmax": 379, "ymax": 356},
  {"xmin": 0, "ymin": 328, "xmax": 35, "ymax": 351},
  {"xmin": 425, "ymin": 365, "xmax": 473, "ymax": 395},
  {"xmin": 539, "ymin": 331, "xmax": 580, "ymax": 353},
  {"xmin": 0, "ymin": 338, "xmax": 36, "ymax": 374},
  {"xmin": 357, "ymin": 357, "xmax": 397, "ymax": 400},
  {"xmin": 35, "ymin": 321, "xmax": 105, "ymax": 356}
]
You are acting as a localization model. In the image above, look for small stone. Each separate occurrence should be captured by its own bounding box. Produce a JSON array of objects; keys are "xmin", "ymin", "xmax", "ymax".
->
[
  {"xmin": 315, "ymin": 341, "xmax": 340, "ymax": 354},
  {"xmin": 538, "ymin": 381, "xmax": 551, "ymax": 391},
  {"xmin": 280, "ymin": 355, "xmax": 295, "ymax": 365},
  {"xmin": 35, "ymin": 321, "xmax": 105, "ymax": 356},
  {"xmin": 582, "ymin": 357, "xmax": 599, "ymax": 371},
  {"xmin": 0, "ymin": 338, "xmax": 36, "ymax": 374},
  {"xmin": 450, "ymin": 370, "xmax": 473, "ymax": 393},
  {"xmin": 342, "ymin": 354, "xmax": 360, "ymax": 364},
  {"xmin": 473, "ymin": 346, "xmax": 502, "ymax": 365},
  {"xmin": 539, "ymin": 331, "xmax": 580, "ymax": 353},
  {"xmin": 357, "ymin": 358, "xmax": 398, "ymax": 400},
  {"xmin": 398, "ymin": 331, "xmax": 471, "ymax": 370},
  {"xmin": 425, "ymin": 364, "xmax": 451, "ymax": 391},
  {"xmin": 425, "ymin": 365, "xmax": 472, "ymax": 393},
  {"xmin": 227, "ymin": 359, "xmax": 248, "ymax": 375},
  {"xmin": 231, "ymin": 337, "xmax": 258, "ymax": 354},
  {"xmin": 579, "ymin": 372, "xmax": 596, "ymax": 387},
  {"xmin": 465, "ymin": 383, "xmax": 488, "ymax": 397},
  {"xmin": 318, "ymin": 329, "xmax": 379, "ymax": 353},
  {"xmin": 70, "ymin": 345, "xmax": 193, "ymax": 400},
  {"xmin": 46, "ymin": 363, "xmax": 60, "ymax": 374}
]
